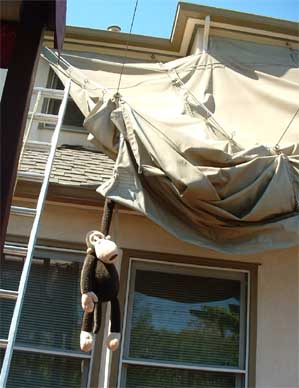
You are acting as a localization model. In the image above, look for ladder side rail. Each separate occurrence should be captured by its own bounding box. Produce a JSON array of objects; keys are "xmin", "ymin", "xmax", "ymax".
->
[{"xmin": 0, "ymin": 78, "xmax": 71, "ymax": 387}]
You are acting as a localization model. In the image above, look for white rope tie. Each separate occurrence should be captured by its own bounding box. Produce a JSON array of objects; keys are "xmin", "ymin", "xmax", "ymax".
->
[
  {"xmin": 166, "ymin": 67, "xmax": 236, "ymax": 144},
  {"xmin": 274, "ymin": 105, "xmax": 299, "ymax": 151}
]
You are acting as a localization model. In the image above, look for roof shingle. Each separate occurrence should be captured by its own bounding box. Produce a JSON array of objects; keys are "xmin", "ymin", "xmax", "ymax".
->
[{"xmin": 19, "ymin": 145, "xmax": 115, "ymax": 187}]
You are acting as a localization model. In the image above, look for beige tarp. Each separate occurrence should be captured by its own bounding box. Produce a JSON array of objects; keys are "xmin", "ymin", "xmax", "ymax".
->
[{"xmin": 45, "ymin": 36, "xmax": 299, "ymax": 253}]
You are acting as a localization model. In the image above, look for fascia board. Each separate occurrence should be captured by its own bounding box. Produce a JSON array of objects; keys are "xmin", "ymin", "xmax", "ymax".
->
[{"xmin": 44, "ymin": 3, "xmax": 298, "ymax": 57}]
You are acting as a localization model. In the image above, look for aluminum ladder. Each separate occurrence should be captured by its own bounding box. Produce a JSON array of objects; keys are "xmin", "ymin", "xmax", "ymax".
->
[{"xmin": 0, "ymin": 78, "xmax": 71, "ymax": 387}]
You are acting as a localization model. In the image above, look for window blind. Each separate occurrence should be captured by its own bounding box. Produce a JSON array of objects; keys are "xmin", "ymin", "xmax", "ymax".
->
[
  {"xmin": 0, "ymin": 256, "xmax": 85, "ymax": 387},
  {"xmin": 120, "ymin": 260, "xmax": 248, "ymax": 388},
  {"xmin": 0, "ymin": 351, "xmax": 82, "ymax": 388}
]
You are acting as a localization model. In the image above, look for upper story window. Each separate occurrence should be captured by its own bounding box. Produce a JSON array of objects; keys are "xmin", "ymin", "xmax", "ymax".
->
[{"xmin": 41, "ymin": 69, "xmax": 85, "ymax": 132}]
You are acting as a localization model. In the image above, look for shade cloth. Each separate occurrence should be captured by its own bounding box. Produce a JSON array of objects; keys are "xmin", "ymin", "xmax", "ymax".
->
[{"xmin": 44, "ymin": 36, "xmax": 299, "ymax": 253}]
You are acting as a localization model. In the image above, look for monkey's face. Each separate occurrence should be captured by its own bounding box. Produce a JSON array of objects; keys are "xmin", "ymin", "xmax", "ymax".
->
[
  {"xmin": 93, "ymin": 236, "xmax": 119, "ymax": 264},
  {"xmin": 86, "ymin": 230, "xmax": 105, "ymax": 248},
  {"xmin": 86, "ymin": 230, "xmax": 119, "ymax": 264}
]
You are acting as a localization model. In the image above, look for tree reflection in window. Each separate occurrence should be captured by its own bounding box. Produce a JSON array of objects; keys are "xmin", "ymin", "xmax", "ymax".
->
[{"xmin": 128, "ymin": 269, "xmax": 244, "ymax": 368}]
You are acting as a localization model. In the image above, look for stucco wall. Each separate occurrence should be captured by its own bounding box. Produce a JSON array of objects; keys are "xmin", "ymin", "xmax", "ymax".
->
[{"xmin": 7, "ymin": 199, "xmax": 299, "ymax": 387}]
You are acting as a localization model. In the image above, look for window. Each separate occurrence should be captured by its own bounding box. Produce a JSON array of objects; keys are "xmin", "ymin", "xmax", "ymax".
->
[
  {"xmin": 41, "ymin": 69, "xmax": 85, "ymax": 131},
  {"xmin": 0, "ymin": 252, "xmax": 89, "ymax": 387},
  {"xmin": 118, "ymin": 258, "xmax": 252, "ymax": 388}
]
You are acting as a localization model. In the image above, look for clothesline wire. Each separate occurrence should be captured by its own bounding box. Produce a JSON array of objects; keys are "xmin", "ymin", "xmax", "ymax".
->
[
  {"xmin": 116, "ymin": 0, "xmax": 139, "ymax": 95},
  {"xmin": 275, "ymin": 105, "xmax": 299, "ymax": 148}
]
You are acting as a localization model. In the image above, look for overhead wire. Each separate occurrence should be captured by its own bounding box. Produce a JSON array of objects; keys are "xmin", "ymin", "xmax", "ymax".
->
[
  {"xmin": 275, "ymin": 105, "xmax": 299, "ymax": 149},
  {"xmin": 44, "ymin": 0, "xmax": 140, "ymax": 97},
  {"xmin": 115, "ymin": 0, "xmax": 139, "ymax": 95}
]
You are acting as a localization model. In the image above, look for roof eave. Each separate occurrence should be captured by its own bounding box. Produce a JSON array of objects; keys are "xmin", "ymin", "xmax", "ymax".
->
[{"xmin": 44, "ymin": 2, "xmax": 298, "ymax": 57}]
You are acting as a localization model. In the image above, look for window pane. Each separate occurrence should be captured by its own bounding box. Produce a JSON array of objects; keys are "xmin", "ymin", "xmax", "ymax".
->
[
  {"xmin": 128, "ymin": 268, "xmax": 245, "ymax": 368},
  {"xmin": 47, "ymin": 99, "xmax": 85, "ymax": 128},
  {"xmin": 64, "ymin": 100, "xmax": 85, "ymax": 127},
  {"xmin": 43, "ymin": 72, "xmax": 85, "ymax": 128},
  {"xmin": 0, "ymin": 257, "xmax": 82, "ymax": 351},
  {"xmin": 0, "ymin": 350, "xmax": 85, "ymax": 388},
  {"xmin": 124, "ymin": 365, "xmax": 242, "ymax": 388}
]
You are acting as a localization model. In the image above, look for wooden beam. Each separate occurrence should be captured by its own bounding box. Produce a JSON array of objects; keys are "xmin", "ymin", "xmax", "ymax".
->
[{"xmin": 0, "ymin": 2, "xmax": 46, "ymax": 255}]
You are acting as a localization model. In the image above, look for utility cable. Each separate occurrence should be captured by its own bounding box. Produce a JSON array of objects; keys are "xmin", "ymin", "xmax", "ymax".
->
[{"xmin": 116, "ymin": 0, "xmax": 139, "ymax": 95}]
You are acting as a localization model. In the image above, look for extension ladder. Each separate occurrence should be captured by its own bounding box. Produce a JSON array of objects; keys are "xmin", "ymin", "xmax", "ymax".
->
[{"xmin": 0, "ymin": 78, "xmax": 71, "ymax": 387}]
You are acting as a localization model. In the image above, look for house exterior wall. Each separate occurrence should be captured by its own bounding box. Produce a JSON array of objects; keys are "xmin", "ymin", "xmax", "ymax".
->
[
  {"xmin": 4, "ymin": 5, "xmax": 298, "ymax": 386},
  {"xmin": 7, "ymin": 199, "xmax": 299, "ymax": 388}
]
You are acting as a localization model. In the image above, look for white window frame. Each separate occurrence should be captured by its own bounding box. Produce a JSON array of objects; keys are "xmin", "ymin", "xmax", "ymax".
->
[
  {"xmin": 40, "ymin": 68, "xmax": 86, "ymax": 134},
  {"xmin": 117, "ymin": 257, "xmax": 250, "ymax": 388}
]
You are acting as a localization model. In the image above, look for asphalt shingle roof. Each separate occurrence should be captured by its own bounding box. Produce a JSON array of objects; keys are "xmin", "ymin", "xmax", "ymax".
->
[{"xmin": 19, "ymin": 145, "xmax": 115, "ymax": 187}]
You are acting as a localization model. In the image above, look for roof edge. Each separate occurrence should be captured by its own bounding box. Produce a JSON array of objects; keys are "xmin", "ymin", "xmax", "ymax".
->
[
  {"xmin": 174, "ymin": 2, "xmax": 298, "ymax": 38},
  {"xmin": 44, "ymin": 2, "xmax": 298, "ymax": 57}
]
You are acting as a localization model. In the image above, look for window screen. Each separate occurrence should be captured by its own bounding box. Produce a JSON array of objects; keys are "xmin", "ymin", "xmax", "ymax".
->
[
  {"xmin": 119, "ymin": 260, "xmax": 248, "ymax": 388},
  {"xmin": 0, "ymin": 255, "xmax": 87, "ymax": 387}
]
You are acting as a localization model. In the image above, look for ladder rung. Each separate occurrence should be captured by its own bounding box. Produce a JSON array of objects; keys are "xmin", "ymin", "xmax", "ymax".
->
[
  {"xmin": 25, "ymin": 140, "xmax": 51, "ymax": 151},
  {"xmin": 28, "ymin": 112, "xmax": 58, "ymax": 125},
  {"xmin": 3, "ymin": 244, "xmax": 27, "ymax": 257},
  {"xmin": 10, "ymin": 206, "xmax": 36, "ymax": 217},
  {"xmin": 0, "ymin": 339, "xmax": 8, "ymax": 349},
  {"xmin": 0, "ymin": 289, "xmax": 18, "ymax": 300},
  {"xmin": 18, "ymin": 171, "xmax": 44, "ymax": 182},
  {"xmin": 33, "ymin": 87, "xmax": 65, "ymax": 100}
]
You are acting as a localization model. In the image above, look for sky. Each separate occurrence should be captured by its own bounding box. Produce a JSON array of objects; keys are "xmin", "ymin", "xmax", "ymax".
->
[{"xmin": 66, "ymin": 0, "xmax": 299, "ymax": 38}]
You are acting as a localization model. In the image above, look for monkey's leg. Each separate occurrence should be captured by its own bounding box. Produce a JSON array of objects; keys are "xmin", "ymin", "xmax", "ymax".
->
[
  {"xmin": 106, "ymin": 298, "xmax": 121, "ymax": 351},
  {"xmin": 93, "ymin": 302, "xmax": 102, "ymax": 334},
  {"xmin": 81, "ymin": 310, "xmax": 93, "ymax": 333},
  {"xmin": 80, "ymin": 311, "xmax": 95, "ymax": 352}
]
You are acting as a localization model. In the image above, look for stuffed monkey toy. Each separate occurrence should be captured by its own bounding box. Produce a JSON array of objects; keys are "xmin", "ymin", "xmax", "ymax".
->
[{"xmin": 80, "ymin": 230, "xmax": 121, "ymax": 353}]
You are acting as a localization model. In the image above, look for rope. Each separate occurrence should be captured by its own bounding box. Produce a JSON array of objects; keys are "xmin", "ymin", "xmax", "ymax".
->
[
  {"xmin": 115, "ymin": 0, "xmax": 139, "ymax": 95},
  {"xmin": 275, "ymin": 105, "xmax": 299, "ymax": 149}
]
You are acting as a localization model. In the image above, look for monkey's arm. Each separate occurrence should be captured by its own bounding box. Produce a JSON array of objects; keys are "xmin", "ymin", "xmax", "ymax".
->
[
  {"xmin": 80, "ymin": 252, "xmax": 98, "ymax": 353},
  {"xmin": 80, "ymin": 253, "xmax": 97, "ymax": 294}
]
